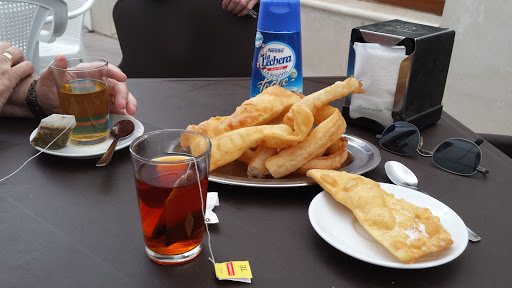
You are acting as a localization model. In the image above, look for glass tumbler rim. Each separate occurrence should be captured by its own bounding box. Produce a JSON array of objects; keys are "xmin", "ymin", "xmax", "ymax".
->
[
  {"xmin": 50, "ymin": 56, "xmax": 108, "ymax": 72},
  {"xmin": 129, "ymin": 129, "xmax": 212, "ymax": 164}
]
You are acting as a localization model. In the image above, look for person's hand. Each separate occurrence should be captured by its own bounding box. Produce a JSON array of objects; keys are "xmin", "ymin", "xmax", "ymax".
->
[
  {"xmin": 222, "ymin": 0, "xmax": 257, "ymax": 17},
  {"xmin": 0, "ymin": 42, "xmax": 34, "ymax": 109},
  {"xmin": 36, "ymin": 55, "xmax": 138, "ymax": 116}
]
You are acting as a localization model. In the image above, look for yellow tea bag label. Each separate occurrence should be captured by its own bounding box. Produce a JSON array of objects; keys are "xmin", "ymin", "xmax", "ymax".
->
[{"xmin": 214, "ymin": 261, "xmax": 253, "ymax": 283}]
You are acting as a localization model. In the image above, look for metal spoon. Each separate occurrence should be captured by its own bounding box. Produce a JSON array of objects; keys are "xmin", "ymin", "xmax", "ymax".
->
[
  {"xmin": 384, "ymin": 160, "xmax": 482, "ymax": 242},
  {"xmin": 96, "ymin": 120, "xmax": 135, "ymax": 167}
]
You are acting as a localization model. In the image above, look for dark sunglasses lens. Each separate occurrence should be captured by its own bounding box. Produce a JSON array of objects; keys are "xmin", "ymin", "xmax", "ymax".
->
[
  {"xmin": 379, "ymin": 123, "xmax": 420, "ymax": 155},
  {"xmin": 432, "ymin": 139, "xmax": 481, "ymax": 175}
]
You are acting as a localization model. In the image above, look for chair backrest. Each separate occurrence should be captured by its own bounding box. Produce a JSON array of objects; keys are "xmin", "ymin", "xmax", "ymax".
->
[
  {"xmin": 38, "ymin": 0, "xmax": 95, "ymax": 71},
  {"xmin": 113, "ymin": 0, "xmax": 258, "ymax": 78},
  {"xmin": 0, "ymin": 0, "xmax": 67, "ymax": 74},
  {"xmin": 58, "ymin": 0, "xmax": 90, "ymax": 45}
]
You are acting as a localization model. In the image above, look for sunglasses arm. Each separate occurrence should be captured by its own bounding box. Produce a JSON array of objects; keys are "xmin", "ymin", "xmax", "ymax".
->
[
  {"xmin": 476, "ymin": 166, "xmax": 490, "ymax": 175},
  {"xmin": 416, "ymin": 149, "xmax": 433, "ymax": 157},
  {"xmin": 473, "ymin": 139, "xmax": 490, "ymax": 174}
]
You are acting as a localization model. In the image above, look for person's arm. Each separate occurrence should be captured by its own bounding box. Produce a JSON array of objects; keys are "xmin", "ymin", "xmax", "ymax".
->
[
  {"xmin": 0, "ymin": 75, "xmax": 41, "ymax": 118},
  {"xmin": 222, "ymin": 0, "xmax": 258, "ymax": 16},
  {"xmin": 1, "ymin": 53, "xmax": 138, "ymax": 119},
  {"xmin": 0, "ymin": 42, "xmax": 35, "ymax": 117},
  {"xmin": 36, "ymin": 55, "xmax": 137, "ymax": 117}
]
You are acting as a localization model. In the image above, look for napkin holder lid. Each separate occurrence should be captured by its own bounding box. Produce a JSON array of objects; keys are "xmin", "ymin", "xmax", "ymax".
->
[{"xmin": 343, "ymin": 19, "xmax": 455, "ymax": 133}]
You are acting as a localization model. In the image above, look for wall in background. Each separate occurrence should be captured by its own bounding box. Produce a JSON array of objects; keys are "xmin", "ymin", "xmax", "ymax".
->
[
  {"xmin": 440, "ymin": 0, "xmax": 511, "ymax": 136},
  {"xmin": 90, "ymin": 0, "xmax": 117, "ymax": 38},
  {"xmin": 301, "ymin": 0, "xmax": 511, "ymax": 135},
  {"xmin": 300, "ymin": 0, "xmax": 441, "ymax": 76},
  {"xmin": 88, "ymin": 0, "xmax": 510, "ymax": 135}
]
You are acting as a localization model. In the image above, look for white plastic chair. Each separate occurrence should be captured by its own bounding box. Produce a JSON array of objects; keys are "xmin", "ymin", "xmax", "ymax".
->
[
  {"xmin": 38, "ymin": 0, "xmax": 95, "ymax": 73},
  {"xmin": 0, "ymin": 0, "xmax": 67, "ymax": 75}
]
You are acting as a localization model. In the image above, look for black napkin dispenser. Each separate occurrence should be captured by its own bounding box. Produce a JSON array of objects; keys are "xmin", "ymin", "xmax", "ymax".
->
[{"xmin": 343, "ymin": 19, "xmax": 455, "ymax": 133}]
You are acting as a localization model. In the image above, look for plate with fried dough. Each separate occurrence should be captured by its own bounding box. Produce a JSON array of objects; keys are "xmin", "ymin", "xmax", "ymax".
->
[
  {"xmin": 308, "ymin": 183, "xmax": 468, "ymax": 269},
  {"xmin": 187, "ymin": 77, "xmax": 375, "ymax": 187},
  {"xmin": 209, "ymin": 134, "xmax": 381, "ymax": 187}
]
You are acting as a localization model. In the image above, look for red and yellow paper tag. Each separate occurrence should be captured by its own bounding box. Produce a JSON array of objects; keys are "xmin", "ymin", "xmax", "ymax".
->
[{"xmin": 214, "ymin": 261, "xmax": 253, "ymax": 283}]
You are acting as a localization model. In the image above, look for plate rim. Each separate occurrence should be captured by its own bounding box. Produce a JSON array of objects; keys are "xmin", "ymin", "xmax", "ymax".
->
[
  {"xmin": 29, "ymin": 114, "xmax": 144, "ymax": 159},
  {"xmin": 209, "ymin": 134, "xmax": 381, "ymax": 187},
  {"xmin": 308, "ymin": 183, "xmax": 469, "ymax": 269}
]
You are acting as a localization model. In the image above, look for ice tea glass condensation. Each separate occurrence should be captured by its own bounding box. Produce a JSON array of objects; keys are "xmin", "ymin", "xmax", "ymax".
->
[{"xmin": 129, "ymin": 129, "xmax": 211, "ymax": 265}]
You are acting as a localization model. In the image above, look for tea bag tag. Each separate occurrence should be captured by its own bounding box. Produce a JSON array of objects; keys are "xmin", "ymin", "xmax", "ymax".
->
[
  {"xmin": 214, "ymin": 261, "xmax": 253, "ymax": 283},
  {"xmin": 190, "ymin": 161, "xmax": 251, "ymax": 283}
]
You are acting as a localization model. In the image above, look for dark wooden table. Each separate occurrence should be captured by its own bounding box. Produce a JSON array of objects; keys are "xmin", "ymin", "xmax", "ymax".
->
[{"xmin": 1, "ymin": 78, "xmax": 510, "ymax": 287}]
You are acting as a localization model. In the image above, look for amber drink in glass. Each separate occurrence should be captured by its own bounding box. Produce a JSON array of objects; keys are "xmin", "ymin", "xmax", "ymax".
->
[
  {"xmin": 130, "ymin": 129, "xmax": 211, "ymax": 265},
  {"xmin": 51, "ymin": 57, "xmax": 109, "ymax": 145}
]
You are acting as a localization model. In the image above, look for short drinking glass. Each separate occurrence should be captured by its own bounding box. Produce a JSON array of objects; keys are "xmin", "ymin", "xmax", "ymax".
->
[
  {"xmin": 129, "ymin": 129, "xmax": 211, "ymax": 265},
  {"xmin": 51, "ymin": 56, "xmax": 110, "ymax": 145}
]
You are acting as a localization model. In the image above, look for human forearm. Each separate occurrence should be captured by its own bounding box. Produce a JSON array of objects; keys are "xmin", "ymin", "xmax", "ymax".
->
[{"xmin": 0, "ymin": 76, "xmax": 38, "ymax": 118}]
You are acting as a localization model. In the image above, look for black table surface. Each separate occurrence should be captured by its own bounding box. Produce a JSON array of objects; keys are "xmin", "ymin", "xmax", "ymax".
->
[{"xmin": 1, "ymin": 78, "xmax": 511, "ymax": 287}]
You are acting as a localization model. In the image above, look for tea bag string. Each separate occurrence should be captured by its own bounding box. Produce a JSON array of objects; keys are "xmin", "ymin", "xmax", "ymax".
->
[
  {"xmin": 192, "ymin": 157, "xmax": 216, "ymax": 266},
  {"xmin": 0, "ymin": 122, "xmax": 74, "ymax": 183}
]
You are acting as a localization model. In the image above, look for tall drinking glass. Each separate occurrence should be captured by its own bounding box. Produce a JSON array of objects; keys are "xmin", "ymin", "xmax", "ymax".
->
[
  {"xmin": 51, "ymin": 57, "xmax": 110, "ymax": 146},
  {"xmin": 129, "ymin": 129, "xmax": 211, "ymax": 265}
]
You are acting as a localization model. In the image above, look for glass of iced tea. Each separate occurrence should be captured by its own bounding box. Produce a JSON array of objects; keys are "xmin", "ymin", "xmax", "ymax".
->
[
  {"xmin": 51, "ymin": 56, "xmax": 110, "ymax": 146},
  {"xmin": 129, "ymin": 129, "xmax": 211, "ymax": 265}
]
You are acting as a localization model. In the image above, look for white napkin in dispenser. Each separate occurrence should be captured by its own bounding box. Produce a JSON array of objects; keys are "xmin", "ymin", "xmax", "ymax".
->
[
  {"xmin": 342, "ymin": 19, "xmax": 455, "ymax": 133},
  {"xmin": 350, "ymin": 42, "xmax": 407, "ymax": 128}
]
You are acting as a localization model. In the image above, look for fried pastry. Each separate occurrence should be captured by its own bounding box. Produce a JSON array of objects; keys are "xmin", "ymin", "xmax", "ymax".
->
[
  {"xmin": 191, "ymin": 105, "xmax": 314, "ymax": 171},
  {"xmin": 295, "ymin": 137, "xmax": 348, "ymax": 175},
  {"xmin": 282, "ymin": 76, "xmax": 364, "ymax": 127},
  {"xmin": 237, "ymin": 149, "xmax": 255, "ymax": 165},
  {"xmin": 186, "ymin": 85, "xmax": 302, "ymax": 140},
  {"xmin": 186, "ymin": 78, "xmax": 365, "ymax": 178},
  {"xmin": 265, "ymin": 107, "xmax": 346, "ymax": 178},
  {"xmin": 306, "ymin": 170, "xmax": 453, "ymax": 263},
  {"xmin": 247, "ymin": 145, "xmax": 278, "ymax": 178}
]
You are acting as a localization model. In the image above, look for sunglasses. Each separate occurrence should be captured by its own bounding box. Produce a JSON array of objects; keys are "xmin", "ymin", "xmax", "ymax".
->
[{"xmin": 376, "ymin": 122, "xmax": 489, "ymax": 176}]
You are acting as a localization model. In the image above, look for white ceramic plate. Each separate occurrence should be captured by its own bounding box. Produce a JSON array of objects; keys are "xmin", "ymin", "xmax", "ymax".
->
[
  {"xmin": 29, "ymin": 114, "xmax": 144, "ymax": 159},
  {"xmin": 308, "ymin": 183, "xmax": 468, "ymax": 269}
]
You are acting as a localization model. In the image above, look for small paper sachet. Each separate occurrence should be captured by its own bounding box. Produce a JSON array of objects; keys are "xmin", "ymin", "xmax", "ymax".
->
[
  {"xmin": 205, "ymin": 192, "xmax": 220, "ymax": 224},
  {"xmin": 214, "ymin": 261, "xmax": 253, "ymax": 283}
]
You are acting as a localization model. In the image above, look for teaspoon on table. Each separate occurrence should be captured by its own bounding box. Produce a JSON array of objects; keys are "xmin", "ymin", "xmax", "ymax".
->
[
  {"xmin": 384, "ymin": 160, "xmax": 482, "ymax": 242},
  {"xmin": 96, "ymin": 120, "xmax": 135, "ymax": 167}
]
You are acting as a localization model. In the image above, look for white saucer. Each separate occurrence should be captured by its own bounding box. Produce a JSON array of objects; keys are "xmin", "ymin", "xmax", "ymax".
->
[
  {"xmin": 29, "ymin": 114, "xmax": 144, "ymax": 159},
  {"xmin": 308, "ymin": 183, "xmax": 469, "ymax": 269}
]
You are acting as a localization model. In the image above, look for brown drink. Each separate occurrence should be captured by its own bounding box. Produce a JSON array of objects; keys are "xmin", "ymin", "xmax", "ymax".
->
[
  {"xmin": 134, "ymin": 155, "xmax": 208, "ymax": 263},
  {"xmin": 57, "ymin": 79, "xmax": 110, "ymax": 145},
  {"xmin": 130, "ymin": 129, "xmax": 211, "ymax": 265}
]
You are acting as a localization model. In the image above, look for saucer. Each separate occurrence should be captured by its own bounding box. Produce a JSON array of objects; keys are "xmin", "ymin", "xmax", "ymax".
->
[{"xmin": 29, "ymin": 114, "xmax": 144, "ymax": 159}]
